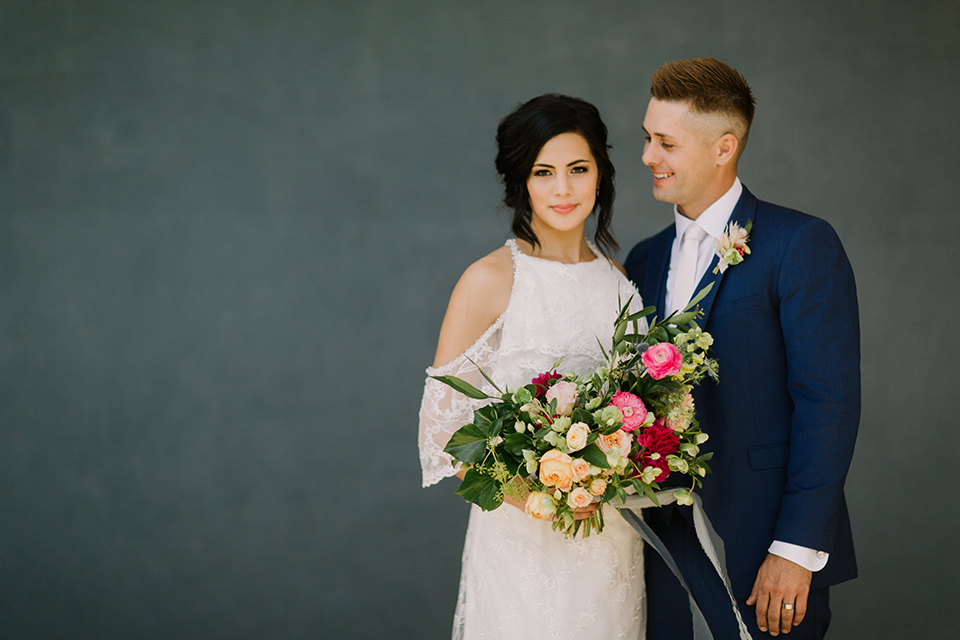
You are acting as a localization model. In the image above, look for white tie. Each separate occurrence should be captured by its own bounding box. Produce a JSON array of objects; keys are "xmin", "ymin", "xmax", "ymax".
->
[{"xmin": 672, "ymin": 223, "xmax": 707, "ymax": 313}]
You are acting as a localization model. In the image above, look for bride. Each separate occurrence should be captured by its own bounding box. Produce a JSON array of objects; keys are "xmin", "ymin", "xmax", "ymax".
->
[{"xmin": 418, "ymin": 94, "xmax": 646, "ymax": 639}]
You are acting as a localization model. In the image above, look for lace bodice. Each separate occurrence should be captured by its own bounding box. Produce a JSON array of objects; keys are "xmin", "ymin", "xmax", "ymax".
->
[{"xmin": 419, "ymin": 239, "xmax": 644, "ymax": 487}]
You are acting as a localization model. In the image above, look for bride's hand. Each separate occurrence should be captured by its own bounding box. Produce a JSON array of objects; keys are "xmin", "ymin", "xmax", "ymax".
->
[{"xmin": 571, "ymin": 502, "xmax": 600, "ymax": 520}]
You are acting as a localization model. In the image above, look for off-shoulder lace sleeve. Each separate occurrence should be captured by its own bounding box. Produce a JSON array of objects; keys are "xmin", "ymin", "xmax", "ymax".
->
[{"xmin": 418, "ymin": 318, "xmax": 504, "ymax": 488}]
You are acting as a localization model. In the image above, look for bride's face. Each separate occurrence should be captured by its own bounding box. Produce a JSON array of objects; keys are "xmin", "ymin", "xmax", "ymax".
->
[{"xmin": 526, "ymin": 132, "xmax": 598, "ymax": 236}]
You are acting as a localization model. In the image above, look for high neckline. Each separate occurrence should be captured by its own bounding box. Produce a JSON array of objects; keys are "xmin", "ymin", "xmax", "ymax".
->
[{"xmin": 508, "ymin": 239, "xmax": 599, "ymax": 266}]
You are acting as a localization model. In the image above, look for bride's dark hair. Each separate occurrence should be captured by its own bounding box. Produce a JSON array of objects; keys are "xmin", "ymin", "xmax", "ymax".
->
[{"xmin": 495, "ymin": 94, "xmax": 618, "ymax": 256}]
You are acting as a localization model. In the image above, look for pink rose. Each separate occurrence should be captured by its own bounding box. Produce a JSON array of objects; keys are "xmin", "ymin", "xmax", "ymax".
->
[
  {"xmin": 609, "ymin": 391, "xmax": 648, "ymax": 432},
  {"xmin": 531, "ymin": 370, "xmax": 562, "ymax": 398},
  {"xmin": 571, "ymin": 457, "xmax": 591, "ymax": 481},
  {"xmin": 539, "ymin": 449, "xmax": 574, "ymax": 488},
  {"xmin": 525, "ymin": 491, "xmax": 557, "ymax": 520},
  {"xmin": 588, "ymin": 478, "xmax": 607, "ymax": 496},
  {"xmin": 642, "ymin": 343, "xmax": 683, "ymax": 380},
  {"xmin": 567, "ymin": 487, "xmax": 594, "ymax": 510},
  {"xmin": 566, "ymin": 422, "xmax": 590, "ymax": 452},
  {"xmin": 545, "ymin": 380, "xmax": 578, "ymax": 416}
]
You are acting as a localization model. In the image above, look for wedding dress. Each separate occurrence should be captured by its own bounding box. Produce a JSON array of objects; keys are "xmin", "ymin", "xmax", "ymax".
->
[{"xmin": 419, "ymin": 239, "xmax": 646, "ymax": 640}]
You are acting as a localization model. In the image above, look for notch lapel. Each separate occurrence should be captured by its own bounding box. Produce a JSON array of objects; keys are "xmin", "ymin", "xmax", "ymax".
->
[{"xmin": 693, "ymin": 187, "xmax": 759, "ymax": 325}]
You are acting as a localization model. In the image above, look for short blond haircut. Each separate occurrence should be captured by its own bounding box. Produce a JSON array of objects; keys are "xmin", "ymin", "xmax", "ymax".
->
[{"xmin": 651, "ymin": 58, "xmax": 756, "ymax": 155}]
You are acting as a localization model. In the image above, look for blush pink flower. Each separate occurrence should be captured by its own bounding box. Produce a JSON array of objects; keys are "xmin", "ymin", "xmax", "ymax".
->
[
  {"xmin": 570, "ymin": 457, "xmax": 592, "ymax": 482},
  {"xmin": 531, "ymin": 370, "xmax": 562, "ymax": 398},
  {"xmin": 642, "ymin": 343, "xmax": 683, "ymax": 380},
  {"xmin": 567, "ymin": 487, "xmax": 594, "ymax": 510},
  {"xmin": 545, "ymin": 380, "xmax": 578, "ymax": 416},
  {"xmin": 609, "ymin": 391, "xmax": 648, "ymax": 432}
]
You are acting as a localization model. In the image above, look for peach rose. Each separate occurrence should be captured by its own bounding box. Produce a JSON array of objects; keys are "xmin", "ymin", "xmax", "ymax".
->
[
  {"xmin": 588, "ymin": 478, "xmax": 608, "ymax": 496},
  {"xmin": 571, "ymin": 457, "xmax": 591, "ymax": 482},
  {"xmin": 545, "ymin": 381, "xmax": 578, "ymax": 416},
  {"xmin": 524, "ymin": 491, "xmax": 557, "ymax": 520},
  {"xmin": 565, "ymin": 422, "xmax": 590, "ymax": 452},
  {"xmin": 539, "ymin": 449, "xmax": 574, "ymax": 488},
  {"xmin": 597, "ymin": 429, "xmax": 633, "ymax": 456},
  {"xmin": 567, "ymin": 487, "xmax": 594, "ymax": 510}
]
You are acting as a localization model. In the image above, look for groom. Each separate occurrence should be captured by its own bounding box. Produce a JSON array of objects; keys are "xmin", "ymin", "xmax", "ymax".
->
[{"xmin": 625, "ymin": 58, "xmax": 860, "ymax": 639}]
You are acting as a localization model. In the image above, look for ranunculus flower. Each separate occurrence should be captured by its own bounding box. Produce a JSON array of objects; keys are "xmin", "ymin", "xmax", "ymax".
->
[
  {"xmin": 531, "ymin": 370, "xmax": 562, "ymax": 398},
  {"xmin": 525, "ymin": 491, "xmax": 557, "ymax": 520},
  {"xmin": 545, "ymin": 381, "xmax": 578, "ymax": 416},
  {"xmin": 610, "ymin": 391, "xmax": 648, "ymax": 432},
  {"xmin": 588, "ymin": 478, "xmax": 608, "ymax": 496},
  {"xmin": 566, "ymin": 422, "xmax": 590, "ymax": 452},
  {"xmin": 539, "ymin": 449, "xmax": 574, "ymax": 489},
  {"xmin": 634, "ymin": 422, "xmax": 681, "ymax": 482},
  {"xmin": 642, "ymin": 343, "xmax": 683, "ymax": 380},
  {"xmin": 571, "ymin": 457, "xmax": 591, "ymax": 481},
  {"xmin": 567, "ymin": 487, "xmax": 594, "ymax": 510}
]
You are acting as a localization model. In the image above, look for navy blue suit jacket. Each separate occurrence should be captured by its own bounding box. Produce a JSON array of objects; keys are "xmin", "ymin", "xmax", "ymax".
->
[{"xmin": 625, "ymin": 185, "xmax": 860, "ymax": 599}]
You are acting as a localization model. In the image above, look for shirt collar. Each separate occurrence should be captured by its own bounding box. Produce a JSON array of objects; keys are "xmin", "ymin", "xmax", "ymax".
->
[{"xmin": 673, "ymin": 177, "xmax": 742, "ymax": 241}]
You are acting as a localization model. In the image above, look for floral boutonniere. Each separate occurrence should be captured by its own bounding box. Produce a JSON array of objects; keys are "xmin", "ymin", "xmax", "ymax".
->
[{"xmin": 713, "ymin": 219, "xmax": 753, "ymax": 274}]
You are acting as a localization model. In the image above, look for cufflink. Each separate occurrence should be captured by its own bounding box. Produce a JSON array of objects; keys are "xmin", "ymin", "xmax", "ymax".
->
[{"xmin": 816, "ymin": 551, "xmax": 826, "ymax": 559}]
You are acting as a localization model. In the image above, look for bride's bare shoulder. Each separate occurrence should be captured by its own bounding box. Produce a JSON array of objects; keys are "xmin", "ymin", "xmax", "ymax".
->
[{"xmin": 432, "ymin": 245, "xmax": 514, "ymax": 367}]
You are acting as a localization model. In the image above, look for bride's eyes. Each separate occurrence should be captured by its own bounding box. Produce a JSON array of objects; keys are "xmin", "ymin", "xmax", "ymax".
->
[{"xmin": 531, "ymin": 165, "xmax": 590, "ymax": 178}]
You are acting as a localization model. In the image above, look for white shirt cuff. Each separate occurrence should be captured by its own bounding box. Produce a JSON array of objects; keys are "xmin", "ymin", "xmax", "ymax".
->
[{"xmin": 768, "ymin": 541, "xmax": 829, "ymax": 572}]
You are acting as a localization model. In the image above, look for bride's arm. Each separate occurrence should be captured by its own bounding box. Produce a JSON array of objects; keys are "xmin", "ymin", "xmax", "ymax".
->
[{"xmin": 418, "ymin": 247, "xmax": 513, "ymax": 489}]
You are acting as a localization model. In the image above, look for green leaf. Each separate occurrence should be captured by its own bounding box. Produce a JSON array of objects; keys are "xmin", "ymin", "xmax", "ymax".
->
[
  {"xmin": 463, "ymin": 356, "xmax": 503, "ymax": 395},
  {"xmin": 472, "ymin": 404, "xmax": 504, "ymax": 438},
  {"xmin": 443, "ymin": 423, "xmax": 489, "ymax": 465},
  {"xmin": 641, "ymin": 481, "xmax": 662, "ymax": 506},
  {"xmin": 430, "ymin": 375, "xmax": 491, "ymax": 400},
  {"xmin": 502, "ymin": 431, "xmax": 530, "ymax": 456},
  {"xmin": 572, "ymin": 407, "xmax": 595, "ymax": 426},
  {"xmin": 626, "ymin": 306, "xmax": 656, "ymax": 322},
  {"xmin": 669, "ymin": 311, "xmax": 699, "ymax": 326},
  {"xmin": 580, "ymin": 443, "xmax": 611, "ymax": 469},
  {"xmin": 455, "ymin": 468, "xmax": 503, "ymax": 511},
  {"xmin": 683, "ymin": 281, "xmax": 715, "ymax": 312}
]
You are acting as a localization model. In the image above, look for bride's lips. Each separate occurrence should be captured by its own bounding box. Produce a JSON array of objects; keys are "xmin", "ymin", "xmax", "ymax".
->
[{"xmin": 551, "ymin": 204, "xmax": 577, "ymax": 214}]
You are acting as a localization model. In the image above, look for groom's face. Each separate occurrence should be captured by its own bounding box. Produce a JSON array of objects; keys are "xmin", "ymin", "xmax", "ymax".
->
[{"xmin": 641, "ymin": 98, "xmax": 725, "ymax": 220}]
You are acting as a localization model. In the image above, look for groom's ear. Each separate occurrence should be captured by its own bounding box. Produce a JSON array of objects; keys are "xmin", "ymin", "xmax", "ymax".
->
[{"xmin": 715, "ymin": 133, "xmax": 739, "ymax": 167}]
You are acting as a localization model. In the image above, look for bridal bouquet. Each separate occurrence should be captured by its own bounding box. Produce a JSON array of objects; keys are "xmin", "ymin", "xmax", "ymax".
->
[{"xmin": 433, "ymin": 287, "xmax": 719, "ymax": 538}]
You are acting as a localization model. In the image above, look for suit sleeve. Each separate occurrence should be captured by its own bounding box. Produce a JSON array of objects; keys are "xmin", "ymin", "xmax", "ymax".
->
[{"xmin": 774, "ymin": 218, "xmax": 860, "ymax": 553}]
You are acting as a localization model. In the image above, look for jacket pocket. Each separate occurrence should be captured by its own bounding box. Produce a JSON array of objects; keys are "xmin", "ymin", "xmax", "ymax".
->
[
  {"xmin": 748, "ymin": 443, "xmax": 789, "ymax": 470},
  {"xmin": 711, "ymin": 294, "xmax": 762, "ymax": 319}
]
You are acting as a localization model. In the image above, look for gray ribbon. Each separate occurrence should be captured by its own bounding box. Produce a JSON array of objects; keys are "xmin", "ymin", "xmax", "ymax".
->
[{"xmin": 619, "ymin": 492, "xmax": 752, "ymax": 640}]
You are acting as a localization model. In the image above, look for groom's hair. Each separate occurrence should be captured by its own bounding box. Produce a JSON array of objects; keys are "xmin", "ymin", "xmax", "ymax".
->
[{"xmin": 651, "ymin": 58, "xmax": 756, "ymax": 157}]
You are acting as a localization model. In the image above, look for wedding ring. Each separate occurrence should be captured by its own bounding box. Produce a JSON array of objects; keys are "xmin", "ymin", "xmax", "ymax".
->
[{"xmin": 782, "ymin": 603, "xmax": 795, "ymax": 610}]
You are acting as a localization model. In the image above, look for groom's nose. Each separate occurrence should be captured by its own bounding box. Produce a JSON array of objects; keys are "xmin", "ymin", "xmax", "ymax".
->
[{"xmin": 641, "ymin": 140, "xmax": 658, "ymax": 166}]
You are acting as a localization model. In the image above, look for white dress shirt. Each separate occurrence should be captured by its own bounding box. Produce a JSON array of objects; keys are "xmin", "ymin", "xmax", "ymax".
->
[{"xmin": 665, "ymin": 177, "xmax": 828, "ymax": 573}]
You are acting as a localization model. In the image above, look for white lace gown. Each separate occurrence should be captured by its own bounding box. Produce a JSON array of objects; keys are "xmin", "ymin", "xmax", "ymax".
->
[{"xmin": 419, "ymin": 240, "xmax": 646, "ymax": 640}]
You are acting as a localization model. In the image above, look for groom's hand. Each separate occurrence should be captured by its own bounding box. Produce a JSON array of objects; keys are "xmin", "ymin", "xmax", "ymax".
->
[{"xmin": 746, "ymin": 553, "xmax": 812, "ymax": 636}]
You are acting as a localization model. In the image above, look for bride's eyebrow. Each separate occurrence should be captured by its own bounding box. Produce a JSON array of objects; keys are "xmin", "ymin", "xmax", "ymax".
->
[{"xmin": 532, "ymin": 159, "xmax": 592, "ymax": 169}]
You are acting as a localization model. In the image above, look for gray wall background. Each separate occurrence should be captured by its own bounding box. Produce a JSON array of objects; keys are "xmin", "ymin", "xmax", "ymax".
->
[{"xmin": 2, "ymin": 1, "xmax": 958, "ymax": 638}]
